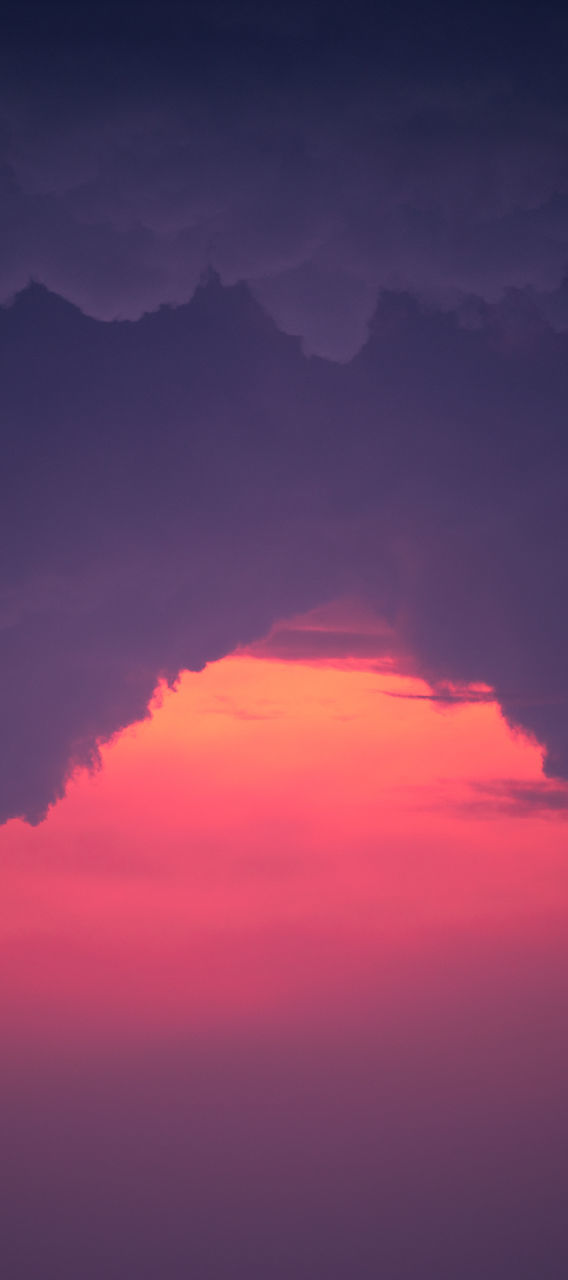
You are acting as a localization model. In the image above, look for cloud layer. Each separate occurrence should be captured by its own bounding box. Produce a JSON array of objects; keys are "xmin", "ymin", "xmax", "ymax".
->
[
  {"xmin": 2, "ymin": 2, "xmax": 568, "ymax": 820},
  {"xmin": 2, "ymin": 16, "xmax": 568, "ymax": 358},
  {"xmin": 1, "ymin": 273, "xmax": 568, "ymax": 822}
]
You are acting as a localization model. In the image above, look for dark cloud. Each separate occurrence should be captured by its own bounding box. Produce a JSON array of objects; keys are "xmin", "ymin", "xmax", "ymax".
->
[
  {"xmin": 384, "ymin": 690, "xmax": 496, "ymax": 704},
  {"xmin": 2, "ymin": 273, "xmax": 568, "ymax": 822},
  {"xmin": 463, "ymin": 780, "xmax": 568, "ymax": 818},
  {"xmin": 2, "ymin": 25, "xmax": 568, "ymax": 358},
  {"xmin": 1, "ymin": 0, "xmax": 568, "ymax": 822},
  {"xmin": 248, "ymin": 627, "xmax": 393, "ymax": 664},
  {"xmin": 243, "ymin": 602, "xmax": 397, "ymax": 665},
  {"xmin": 0, "ymin": 276, "xmax": 342, "ymax": 822}
]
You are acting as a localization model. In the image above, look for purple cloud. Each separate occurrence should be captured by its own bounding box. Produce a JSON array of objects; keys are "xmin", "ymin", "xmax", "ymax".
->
[
  {"xmin": 463, "ymin": 779, "xmax": 568, "ymax": 818},
  {"xmin": 2, "ymin": 67, "xmax": 568, "ymax": 359},
  {"xmin": 2, "ymin": 273, "xmax": 568, "ymax": 822}
]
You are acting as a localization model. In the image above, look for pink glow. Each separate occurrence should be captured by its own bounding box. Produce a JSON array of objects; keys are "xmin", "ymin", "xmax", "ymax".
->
[{"xmin": 1, "ymin": 638, "xmax": 567, "ymax": 1053}]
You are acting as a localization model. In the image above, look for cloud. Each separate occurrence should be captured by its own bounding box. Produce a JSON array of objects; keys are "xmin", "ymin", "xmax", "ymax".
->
[
  {"xmin": 384, "ymin": 690, "xmax": 497, "ymax": 704},
  {"xmin": 2, "ymin": 27, "xmax": 568, "ymax": 358},
  {"xmin": 0, "ymin": 276, "xmax": 340, "ymax": 822},
  {"xmin": 463, "ymin": 780, "xmax": 568, "ymax": 818},
  {"xmin": 243, "ymin": 602, "xmax": 398, "ymax": 666},
  {"xmin": 2, "ymin": 273, "xmax": 568, "ymax": 822}
]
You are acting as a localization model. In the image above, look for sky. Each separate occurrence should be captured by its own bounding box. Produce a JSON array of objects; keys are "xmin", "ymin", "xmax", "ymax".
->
[{"xmin": 2, "ymin": 2, "xmax": 568, "ymax": 1277}]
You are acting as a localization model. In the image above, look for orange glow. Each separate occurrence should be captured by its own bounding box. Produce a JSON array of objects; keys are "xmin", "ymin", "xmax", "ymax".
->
[{"xmin": 1, "ymin": 644, "xmax": 567, "ymax": 1047}]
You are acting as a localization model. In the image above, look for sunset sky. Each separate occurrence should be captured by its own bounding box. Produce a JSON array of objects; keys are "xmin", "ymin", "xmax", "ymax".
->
[{"xmin": 2, "ymin": 2, "xmax": 568, "ymax": 1277}]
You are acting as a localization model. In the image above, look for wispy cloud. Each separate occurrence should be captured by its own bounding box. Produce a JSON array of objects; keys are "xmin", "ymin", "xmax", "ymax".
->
[
  {"xmin": 462, "ymin": 779, "xmax": 568, "ymax": 818},
  {"xmin": 383, "ymin": 689, "xmax": 496, "ymax": 704},
  {"xmin": 197, "ymin": 694, "xmax": 282, "ymax": 722}
]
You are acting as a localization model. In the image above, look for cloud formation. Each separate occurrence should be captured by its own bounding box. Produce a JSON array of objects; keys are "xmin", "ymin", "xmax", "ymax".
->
[
  {"xmin": 465, "ymin": 779, "xmax": 568, "ymax": 818},
  {"xmin": 1, "ymin": 0, "xmax": 568, "ymax": 821},
  {"xmin": 2, "ymin": 16, "xmax": 568, "ymax": 358},
  {"xmin": 1, "ymin": 272, "xmax": 568, "ymax": 823}
]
